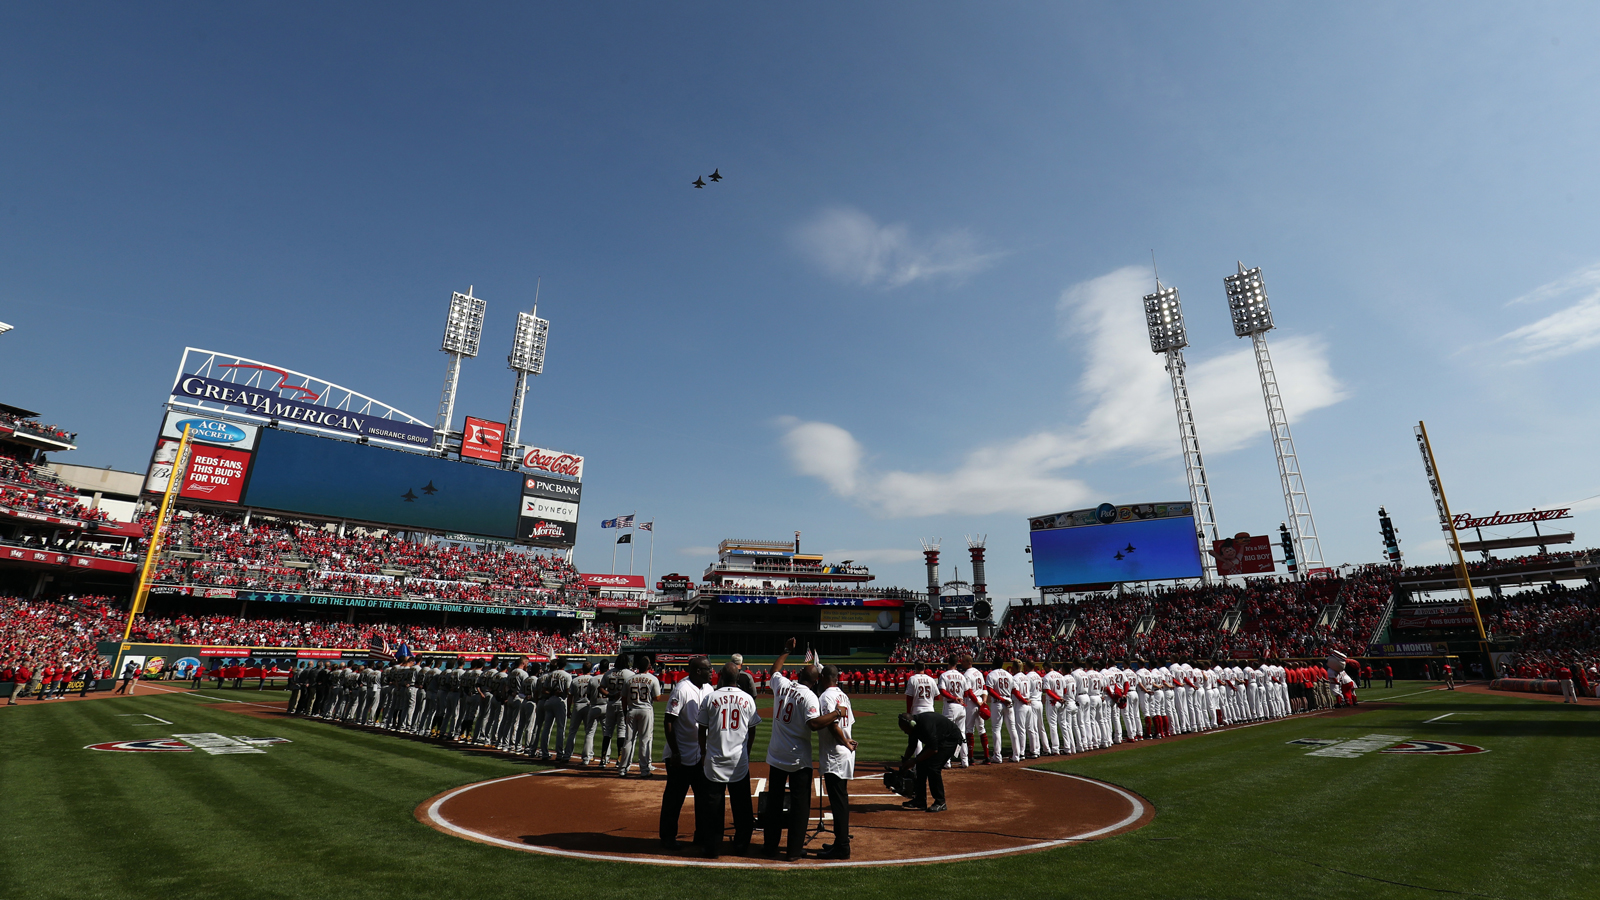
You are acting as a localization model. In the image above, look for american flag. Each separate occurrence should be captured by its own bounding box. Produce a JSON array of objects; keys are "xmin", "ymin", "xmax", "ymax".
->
[
  {"xmin": 616, "ymin": 514, "xmax": 635, "ymax": 528},
  {"xmin": 368, "ymin": 634, "xmax": 395, "ymax": 661}
]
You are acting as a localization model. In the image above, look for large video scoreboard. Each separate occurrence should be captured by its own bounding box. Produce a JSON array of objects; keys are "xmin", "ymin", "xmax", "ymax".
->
[{"xmin": 1029, "ymin": 501, "xmax": 1203, "ymax": 590}]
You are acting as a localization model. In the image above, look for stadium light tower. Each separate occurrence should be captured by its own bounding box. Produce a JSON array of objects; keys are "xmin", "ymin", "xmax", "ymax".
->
[
  {"xmin": 1224, "ymin": 263, "xmax": 1325, "ymax": 575},
  {"xmin": 436, "ymin": 287, "xmax": 486, "ymax": 451},
  {"xmin": 1144, "ymin": 281, "xmax": 1220, "ymax": 583},
  {"xmin": 505, "ymin": 298, "xmax": 550, "ymax": 466}
]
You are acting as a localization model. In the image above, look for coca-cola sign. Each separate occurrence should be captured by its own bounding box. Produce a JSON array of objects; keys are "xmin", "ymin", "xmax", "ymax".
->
[
  {"xmin": 521, "ymin": 446, "xmax": 584, "ymax": 480},
  {"xmin": 581, "ymin": 573, "xmax": 647, "ymax": 590}
]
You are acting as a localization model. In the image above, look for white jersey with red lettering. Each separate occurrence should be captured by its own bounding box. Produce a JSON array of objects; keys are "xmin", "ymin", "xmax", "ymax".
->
[
  {"xmin": 699, "ymin": 685, "xmax": 760, "ymax": 783},
  {"xmin": 766, "ymin": 672, "xmax": 820, "ymax": 772},
  {"xmin": 906, "ymin": 672, "xmax": 937, "ymax": 715},
  {"xmin": 817, "ymin": 685, "xmax": 855, "ymax": 779}
]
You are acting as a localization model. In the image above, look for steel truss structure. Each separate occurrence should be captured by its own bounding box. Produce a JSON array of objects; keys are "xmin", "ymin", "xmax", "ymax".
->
[{"xmin": 1225, "ymin": 263, "xmax": 1325, "ymax": 575}]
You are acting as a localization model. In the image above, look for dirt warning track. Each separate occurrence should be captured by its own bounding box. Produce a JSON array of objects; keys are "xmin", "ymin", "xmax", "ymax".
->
[{"xmin": 418, "ymin": 761, "xmax": 1152, "ymax": 868}]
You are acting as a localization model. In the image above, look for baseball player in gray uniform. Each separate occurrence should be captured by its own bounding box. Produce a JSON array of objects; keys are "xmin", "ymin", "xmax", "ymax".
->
[
  {"xmin": 564, "ymin": 663, "xmax": 594, "ymax": 763},
  {"xmin": 438, "ymin": 661, "xmax": 462, "ymax": 737},
  {"xmin": 537, "ymin": 659, "xmax": 573, "ymax": 761},
  {"xmin": 499, "ymin": 661, "xmax": 530, "ymax": 751},
  {"xmin": 600, "ymin": 654, "xmax": 633, "ymax": 767},
  {"xmin": 618, "ymin": 655, "xmax": 662, "ymax": 777}
]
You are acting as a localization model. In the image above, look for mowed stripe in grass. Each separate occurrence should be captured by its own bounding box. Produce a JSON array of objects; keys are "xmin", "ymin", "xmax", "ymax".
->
[{"xmin": 1, "ymin": 684, "xmax": 1595, "ymax": 900}]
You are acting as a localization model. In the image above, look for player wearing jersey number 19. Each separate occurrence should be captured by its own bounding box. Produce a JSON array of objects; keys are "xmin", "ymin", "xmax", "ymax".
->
[{"xmin": 695, "ymin": 663, "xmax": 761, "ymax": 858}]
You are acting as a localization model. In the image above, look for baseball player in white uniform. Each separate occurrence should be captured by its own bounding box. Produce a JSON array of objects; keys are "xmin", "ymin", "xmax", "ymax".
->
[
  {"xmin": 815, "ymin": 665, "xmax": 857, "ymax": 860},
  {"xmin": 696, "ymin": 663, "xmax": 759, "ymax": 859},
  {"xmin": 985, "ymin": 662, "xmax": 1018, "ymax": 763},
  {"xmin": 960, "ymin": 656, "xmax": 989, "ymax": 764},
  {"xmin": 1042, "ymin": 662, "xmax": 1075, "ymax": 754},
  {"xmin": 937, "ymin": 660, "xmax": 969, "ymax": 766},
  {"xmin": 905, "ymin": 666, "xmax": 937, "ymax": 757},
  {"xmin": 763, "ymin": 639, "xmax": 846, "ymax": 861}
]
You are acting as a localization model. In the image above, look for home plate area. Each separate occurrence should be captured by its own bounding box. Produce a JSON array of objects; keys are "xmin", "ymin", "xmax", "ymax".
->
[{"xmin": 419, "ymin": 762, "xmax": 1151, "ymax": 868}]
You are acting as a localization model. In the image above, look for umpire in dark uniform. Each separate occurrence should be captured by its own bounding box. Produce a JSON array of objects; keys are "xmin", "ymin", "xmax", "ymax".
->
[{"xmin": 897, "ymin": 712, "xmax": 963, "ymax": 812}]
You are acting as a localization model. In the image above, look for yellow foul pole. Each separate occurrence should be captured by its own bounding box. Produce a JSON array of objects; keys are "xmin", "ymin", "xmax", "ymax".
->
[
  {"xmin": 120, "ymin": 425, "xmax": 195, "ymax": 654},
  {"xmin": 1414, "ymin": 421, "xmax": 1487, "ymax": 641}
]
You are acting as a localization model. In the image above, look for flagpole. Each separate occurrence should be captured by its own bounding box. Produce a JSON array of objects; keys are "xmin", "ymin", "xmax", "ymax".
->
[
  {"xmin": 647, "ymin": 522, "xmax": 655, "ymax": 595},
  {"xmin": 610, "ymin": 524, "xmax": 617, "ymax": 575},
  {"xmin": 629, "ymin": 510, "xmax": 637, "ymax": 575}
]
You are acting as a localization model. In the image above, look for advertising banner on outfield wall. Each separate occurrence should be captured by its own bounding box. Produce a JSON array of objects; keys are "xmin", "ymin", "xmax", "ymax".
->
[{"xmin": 581, "ymin": 574, "xmax": 648, "ymax": 591}]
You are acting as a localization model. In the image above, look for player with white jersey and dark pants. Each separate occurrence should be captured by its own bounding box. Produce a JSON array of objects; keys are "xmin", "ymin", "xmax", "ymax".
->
[
  {"xmin": 763, "ymin": 639, "xmax": 847, "ymax": 862},
  {"xmin": 937, "ymin": 659, "xmax": 969, "ymax": 767},
  {"xmin": 695, "ymin": 662, "xmax": 760, "ymax": 859},
  {"xmin": 619, "ymin": 655, "xmax": 663, "ymax": 778},
  {"xmin": 660, "ymin": 657, "xmax": 713, "ymax": 850},
  {"xmin": 905, "ymin": 666, "xmax": 937, "ymax": 757},
  {"xmin": 814, "ymin": 665, "xmax": 857, "ymax": 860}
]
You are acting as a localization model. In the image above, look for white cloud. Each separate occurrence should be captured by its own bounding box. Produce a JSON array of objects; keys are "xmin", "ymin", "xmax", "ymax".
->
[
  {"xmin": 790, "ymin": 206, "xmax": 1003, "ymax": 289},
  {"xmin": 779, "ymin": 265, "xmax": 1347, "ymax": 518},
  {"xmin": 1499, "ymin": 263, "xmax": 1600, "ymax": 361}
]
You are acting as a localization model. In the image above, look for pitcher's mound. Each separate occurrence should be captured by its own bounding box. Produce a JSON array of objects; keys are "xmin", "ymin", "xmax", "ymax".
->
[{"xmin": 418, "ymin": 761, "xmax": 1151, "ymax": 868}]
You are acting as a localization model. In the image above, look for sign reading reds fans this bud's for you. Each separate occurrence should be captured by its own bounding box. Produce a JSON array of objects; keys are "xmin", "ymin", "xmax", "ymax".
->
[
  {"xmin": 521, "ymin": 446, "xmax": 583, "ymax": 480},
  {"xmin": 180, "ymin": 446, "xmax": 253, "ymax": 504},
  {"xmin": 517, "ymin": 516, "xmax": 576, "ymax": 547},
  {"xmin": 461, "ymin": 417, "xmax": 506, "ymax": 462}
]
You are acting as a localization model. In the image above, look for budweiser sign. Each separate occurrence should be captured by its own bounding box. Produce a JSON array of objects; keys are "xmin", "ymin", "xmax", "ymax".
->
[
  {"xmin": 581, "ymin": 573, "xmax": 647, "ymax": 590},
  {"xmin": 1452, "ymin": 508, "xmax": 1571, "ymax": 531},
  {"xmin": 521, "ymin": 446, "xmax": 584, "ymax": 479}
]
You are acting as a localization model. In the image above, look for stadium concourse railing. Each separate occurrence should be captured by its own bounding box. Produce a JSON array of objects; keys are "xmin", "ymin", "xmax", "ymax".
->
[
  {"xmin": 100, "ymin": 640, "xmax": 621, "ymax": 684},
  {"xmin": 147, "ymin": 583, "xmax": 597, "ymax": 618}
]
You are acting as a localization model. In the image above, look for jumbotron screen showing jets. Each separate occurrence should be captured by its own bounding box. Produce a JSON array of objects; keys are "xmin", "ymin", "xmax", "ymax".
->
[{"xmin": 1029, "ymin": 502, "xmax": 1204, "ymax": 588}]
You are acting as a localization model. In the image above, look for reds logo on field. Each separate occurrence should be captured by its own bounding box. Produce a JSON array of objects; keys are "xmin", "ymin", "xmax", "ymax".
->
[
  {"xmin": 1381, "ymin": 740, "xmax": 1488, "ymax": 755},
  {"xmin": 85, "ymin": 740, "xmax": 193, "ymax": 752}
]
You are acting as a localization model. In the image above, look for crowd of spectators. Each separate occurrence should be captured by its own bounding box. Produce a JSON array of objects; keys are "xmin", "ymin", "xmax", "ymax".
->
[
  {"xmin": 0, "ymin": 484, "xmax": 112, "ymax": 524},
  {"xmin": 0, "ymin": 411, "xmax": 75, "ymax": 443},
  {"xmin": 0, "ymin": 449, "xmax": 77, "ymax": 497},
  {"xmin": 127, "ymin": 611, "xmax": 620, "ymax": 657},
  {"xmin": 1399, "ymin": 549, "xmax": 1595, "ymax": 581},
  {"xmin": 890, "ymin": 567, "xmax": 1396, "ymax": 664},
  {"xmin": 0, "ymin": 595, "xmax": 120, "ymax": 685},
  {"xmin": 0, "ymin": 594, "xmax": 619, "ymax": 675},
  {"xmin": 146, "ymin": 508, "xmax": 591, "ymax": 609},
  {"xmin": 704, "ymin": 582, "xmax": 916, "ymax": 600},
  {"xmin": 1490, "ymin": 582, "xmax": 1600, "ymax": 655}
]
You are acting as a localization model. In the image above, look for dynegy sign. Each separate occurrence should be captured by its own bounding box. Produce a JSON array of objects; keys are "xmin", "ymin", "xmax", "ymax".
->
[{"xmin": 172, "ymin": 375, "xmax": 434, "ymax": 447}]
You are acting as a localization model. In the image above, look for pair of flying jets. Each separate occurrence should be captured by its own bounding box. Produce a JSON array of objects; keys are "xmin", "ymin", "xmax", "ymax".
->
[
  {"xmin": 1113, "ymin": 543, "xmax": 1137, "ymax": 561},
  {"xmin": 692, "ymin": 169, "xmax": 723, "ymax": 188},
  {"xmin": 401, "ymin": 481, "xmax": 438, "ymax": 502}
]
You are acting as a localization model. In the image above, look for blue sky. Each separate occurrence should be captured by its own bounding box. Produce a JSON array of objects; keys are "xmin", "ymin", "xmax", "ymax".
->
[{"xmin": 5, "ymin": 4, "xmax": 1600, "ymax": 601}]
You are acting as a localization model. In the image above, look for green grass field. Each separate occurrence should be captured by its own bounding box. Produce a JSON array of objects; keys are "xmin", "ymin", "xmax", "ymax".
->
[{"xmin": 1, "ymin": 683, "xmax": 1594, "ymax": 900}]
